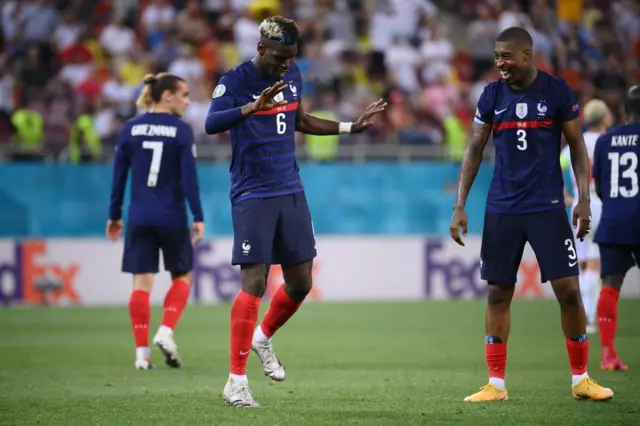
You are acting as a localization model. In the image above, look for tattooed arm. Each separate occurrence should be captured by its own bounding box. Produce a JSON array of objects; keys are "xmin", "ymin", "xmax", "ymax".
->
[
  {"xmin": 454, "ymin": 122, "xmax": 492, "ymax": 209},
  {"xmin": 449, "ymin": 121, "xmax": 492, "ymax": 246}
]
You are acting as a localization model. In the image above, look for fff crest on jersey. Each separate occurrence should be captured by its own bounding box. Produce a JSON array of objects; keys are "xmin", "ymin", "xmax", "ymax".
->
[{"xmin": 516, "ymin": 103, "xmax": 528, "ymax": 119}]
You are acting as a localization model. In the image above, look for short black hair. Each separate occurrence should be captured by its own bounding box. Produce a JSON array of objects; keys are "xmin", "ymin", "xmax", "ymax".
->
[
  {"xmin": 259, "ymin": 16, "xmax": 299, "ymax": 45},
  {"xmin": 496, "ymin": 27, "xmax": 533, "ymax": 47},
  {"xmin": 626, "ymin": 85, "xmax": 640, "ymax": 116}
]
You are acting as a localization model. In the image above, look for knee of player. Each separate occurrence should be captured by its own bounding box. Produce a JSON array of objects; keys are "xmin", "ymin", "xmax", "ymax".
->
[
  {"xmin": 285, "ymin": 279, "xmax": 313, "ymax": 302},
  {"xmin": 558, "ymin": 286, "xmax": 582, "ymax": 309},
  {"xmin": 241, "ymin": 265, "xmax": 268, "ymax": 296},
  {"xmin": 486, "ymin": 284, "xmax": 513, "ymax": 307}
]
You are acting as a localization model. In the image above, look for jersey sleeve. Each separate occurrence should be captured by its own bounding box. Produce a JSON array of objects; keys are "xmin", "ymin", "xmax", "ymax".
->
[
  {"xmin": 557, "ymin": 79, "xmax": 580, "ymax": 123},
  {"xmin": 211, "ymin": 73, "xmax": 238, "ymax": 110},
  {"xmin": 109, "ymin": 127, "xmax": 130, "ymax": 221},
  {"xmin": 474, "ymin": 84, "xmax": 495, "ymax": 125},
  {"xmin": 180, "ymin": 125, "xmax": 204, "ymax": 222}
]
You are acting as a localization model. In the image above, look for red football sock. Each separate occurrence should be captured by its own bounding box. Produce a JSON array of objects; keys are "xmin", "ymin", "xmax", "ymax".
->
[
  {"xmin": 486, "ymin": 343, "xmax": 507, "ymax": 379},
  {"xmin": 230, "ymin": 290, "xmax": 261, "ymax": 376},
  {"xmin": 129, "ymin": 289, "xmax": 150, "ymax": 348},
  {"xmin": 161, "ymin": 279, "xmax": 191, "ymax": 331},
  {"xmin": 597, "ymin": 287, "xmax": 620, "ymax": 358},
  {"xmin": 260, "ymin": 284, "xmax": 302, "ymax": 338},
  {"xmin": 566, "ymin": 338, "xmax": 589, "ymax": 375}
]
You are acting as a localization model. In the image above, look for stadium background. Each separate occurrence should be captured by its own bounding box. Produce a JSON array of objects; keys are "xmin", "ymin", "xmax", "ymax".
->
[{"xmin": 0, "ymin": 0, "xmax": 639, "ymax": 305}]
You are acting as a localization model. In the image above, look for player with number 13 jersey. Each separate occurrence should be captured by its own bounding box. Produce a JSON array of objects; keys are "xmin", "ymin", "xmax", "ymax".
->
[{"xmin": 592, "ymin": 85, "xmax": 640, "ymax": 372}]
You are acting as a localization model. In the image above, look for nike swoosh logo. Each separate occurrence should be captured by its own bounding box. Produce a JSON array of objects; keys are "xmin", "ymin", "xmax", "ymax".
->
[
  {"xmin": 569, "ymin": 261, "xmax": 578, "ymax": 267},
  {"xmin": 495, "ymin": 108, "xmax": 508, "ymax": 114},
  {"xmin": 240, "ymin": 350, "xmax": 250, "ymax": 355},
  {"xmin": 252, "ymin": 95, "xmax": 260, "ymax": 99}
]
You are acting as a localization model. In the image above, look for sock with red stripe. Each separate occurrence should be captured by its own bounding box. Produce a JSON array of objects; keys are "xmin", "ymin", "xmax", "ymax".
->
[
  {"xmin": 129, "ymin": 289, "xmax": 150, "ymax": 352},
  {"xmin": 255, "ymin": 284, "xmax": 302, "ymax": 342},
  {"xmin": 597, "ymin": 287, "xmax": 620, "ymax": 359},
  {"xmin": 160, "ymin": 279, "xmax": 191, "ymax": 332},
  {"xmin": 229, "ymin": 290, "xmax": 261, "ymax": 382},
  {"xmin": 486, "ymin": 335, "xmax": 506, "ymax": 391}
]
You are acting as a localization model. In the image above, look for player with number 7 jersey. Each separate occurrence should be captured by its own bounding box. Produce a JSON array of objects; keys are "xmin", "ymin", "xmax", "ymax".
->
[{"xmin": 108, "ymin": 73, "xmax": 204, "ymax": 371}]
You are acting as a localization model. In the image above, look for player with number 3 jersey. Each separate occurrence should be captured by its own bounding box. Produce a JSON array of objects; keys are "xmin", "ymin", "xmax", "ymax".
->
[
  {"xmin": 108, "ymin": 73, "xmax": 204, "ymax": 371},
  {"xmin": 204, "ymin": 15, "xmax": 386, "ymax": 407},
  {"xmin": 450, "ymin": 27, "xmax": 613, "ymax": 402},
  {"xmin": 592, "ymin": 85, "xmax": 640, "ymax": 372}
]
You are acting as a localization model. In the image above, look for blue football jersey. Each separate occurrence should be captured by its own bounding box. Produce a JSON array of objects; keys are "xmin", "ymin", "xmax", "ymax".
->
[
  {"xmin": 109, "ymin": 112, "xmax": 203, "ymax": 228},
  {"xmin": 593, "ymin": 123, "xmax": 640, "ymax": 245},
  {"xmin": 475, "ymin": 71, "xmax": 580, "ymax": 213},
  {"xmin": 210, "ymin": 61, "xmax": 304, "ymax": 204}
]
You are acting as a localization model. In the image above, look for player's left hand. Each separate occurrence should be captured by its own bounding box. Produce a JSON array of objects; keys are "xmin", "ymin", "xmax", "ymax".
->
[
  {"xmin": 351, "ymin": 99, "xmax": 387, "ymax": 133},
  {"xmin": 106, "ymin": 219, "xmax": 123, "ymax": 242},
  {"xmin": 191, "ymin": 221, "xmax": 204, "ymax": 245},
  {"xmin": 573, "ymin": 197, "xmax": 592, "ymax": 241}
]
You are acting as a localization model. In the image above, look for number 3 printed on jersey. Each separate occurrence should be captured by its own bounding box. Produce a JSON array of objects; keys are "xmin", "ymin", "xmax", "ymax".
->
[{"xmin": 517, "ymin": 129, "xmax": 527, "ymax": 151}]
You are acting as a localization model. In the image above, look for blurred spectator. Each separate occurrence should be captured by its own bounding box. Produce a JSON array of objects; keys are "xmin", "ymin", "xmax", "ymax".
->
[{"xmin": 0, "ymin": 0, "xmax": 637, "ymax": 162}]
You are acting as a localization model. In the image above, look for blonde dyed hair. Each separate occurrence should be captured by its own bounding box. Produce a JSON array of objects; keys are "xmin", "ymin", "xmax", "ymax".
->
[{"xmin": 135, "ymin": 73, "xmax": 183, "ymax": 110}]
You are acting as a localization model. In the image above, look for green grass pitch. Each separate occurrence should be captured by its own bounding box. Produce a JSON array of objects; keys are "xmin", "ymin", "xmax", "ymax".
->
[{"xmin": 1, "ymin": 300, "xmax": 639, "ymax": 425}]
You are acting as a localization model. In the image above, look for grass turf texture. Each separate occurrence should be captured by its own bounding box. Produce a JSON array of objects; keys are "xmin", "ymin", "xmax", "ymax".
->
[{"xmin": 1, "ymin": 300, "xmax": 638, "ymax": 425}]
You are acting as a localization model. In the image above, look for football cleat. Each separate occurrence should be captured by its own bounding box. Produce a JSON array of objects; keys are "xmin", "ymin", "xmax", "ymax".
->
[
  {"xmin": 463, "ymin": 384, "xmax": 508, "ymax": 402},
  {"xmin": 223, "ymin": 378, "xmax": 260, "ymax": 407},
  {"xmin": 153, "ymin": 330, "xmax": 182, "ymax": 368},
  {"xmin": 135, "ymin": 357, "xmax": 153, "ymax": 370},
  {"xmin": 572, "ymin": 377, "xmax": 614, "ymax": 400},
  {"xmin": 252, "ymin": 337, "xmax": 286, "ymax": 381}
]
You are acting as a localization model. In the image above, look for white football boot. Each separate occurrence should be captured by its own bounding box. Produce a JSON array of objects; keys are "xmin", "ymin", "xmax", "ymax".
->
[
  {"xmin": 153, "ymin": 329, "xmax": 182, "ymax": 368},
  {"xmin": 251, "ymin": 337, "xmax": 286, "ymax": 381},
  {"xmin": 223, "ymin": 377, "xmax": 260, "ymax": 407}
]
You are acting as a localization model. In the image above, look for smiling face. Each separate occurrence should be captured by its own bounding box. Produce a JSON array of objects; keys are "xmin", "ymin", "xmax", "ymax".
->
[{"xmin": 494, "ymin": 41, "xmax": 532, "ymax": 86}]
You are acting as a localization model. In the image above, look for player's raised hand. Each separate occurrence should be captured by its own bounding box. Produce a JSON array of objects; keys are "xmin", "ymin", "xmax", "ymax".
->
[
  {"xmin": 251, "ymin": 80, "xmax": 288, "ymax": 113},
  {"xmin": 191, "ymin": 221, "xmax": 205, "ymax": 245},
  {"xmin": 351, "ymin": 99, "xmax": 388, "ymax": 133},
  {"xmin": 573, "ymin": 197, "xmax": 592, "ymax": 241},
  {"xmin": 449, "ymin": 207, "xmax": 468, "ymax": 246},
  {"xmin": 106, "ymin": 219, "xmax": 123, "ymax": 242}
]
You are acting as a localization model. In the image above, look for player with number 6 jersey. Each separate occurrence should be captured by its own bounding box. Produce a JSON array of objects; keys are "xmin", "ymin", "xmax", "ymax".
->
[
  {"xmin": 108, "ymin": 73, "xmax": 204, "ymax": 371},
  {"xmin": 592, "ymin": 85, "xmax": 640, "ymax": 372},
  {"xmin": 450, "ymin": 27, "xmax": 613, "ymax": 402},
  {"xmin": 204, "ymin": 15, "xmax": 386, "ymax": 408}
]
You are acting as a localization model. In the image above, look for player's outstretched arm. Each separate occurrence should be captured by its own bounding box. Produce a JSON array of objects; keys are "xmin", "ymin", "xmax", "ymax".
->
[
  {"xmin": 107, "ymin": 130, "xmax": 130, "ymax": 241},
  {"xmin": 449, "ymin": 121, "xmax": 492, "ymax": 246},
  {"xmin": 563, "ymin": 118, "xmax": 592, "ymax": 240},
  {"xmin": 295, "ymin": 99, "xmax": 386, "ymax": 135},
  {"xmin": 204, "ymin": 80, "xmax": 288, "ymax": 135}
]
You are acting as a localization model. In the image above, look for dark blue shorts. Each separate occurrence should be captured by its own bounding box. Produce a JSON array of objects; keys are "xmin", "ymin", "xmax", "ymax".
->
[
  {"xmin": 599, "ymin": 244, "xmax": 640, "ymax": 277},
  {"xmin": 122, "ymin": 226, "xmax": 193, "ymax": 274},
  {"xmin": 480, "ymin": 209, "xmax": 579, "ymax": 285},
  {"xmin": 231, "ymin": 192, "xmax": 316, "ymax": 266}
]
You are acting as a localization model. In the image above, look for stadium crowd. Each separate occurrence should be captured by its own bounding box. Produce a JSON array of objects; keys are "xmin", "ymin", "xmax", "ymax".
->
[{"xmin": 0, "ymin": 0, "xmax": 638, "ymax": 162}]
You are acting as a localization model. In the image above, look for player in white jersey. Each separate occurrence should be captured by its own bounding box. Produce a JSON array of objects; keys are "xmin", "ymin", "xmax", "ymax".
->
[{"xmin": 560, "ymin": 99, "xmax": 613, "ymax": 334}]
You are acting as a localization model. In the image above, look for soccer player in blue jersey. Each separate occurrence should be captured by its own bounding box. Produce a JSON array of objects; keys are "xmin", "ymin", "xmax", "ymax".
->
[
  {"xmin": 449, "ymin": 27, "xmax": 613, "ymax": 401},
  {"xmin": 107, "ymin": 73, "xmax": 204, "ymax": 371},
  {"xmin": 204, "ymin": 15, "xmax": 386, "ymax": 407},
  {"xmin": 593, "ymin": 85, "xmax": 640, "ymax": 372}
]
